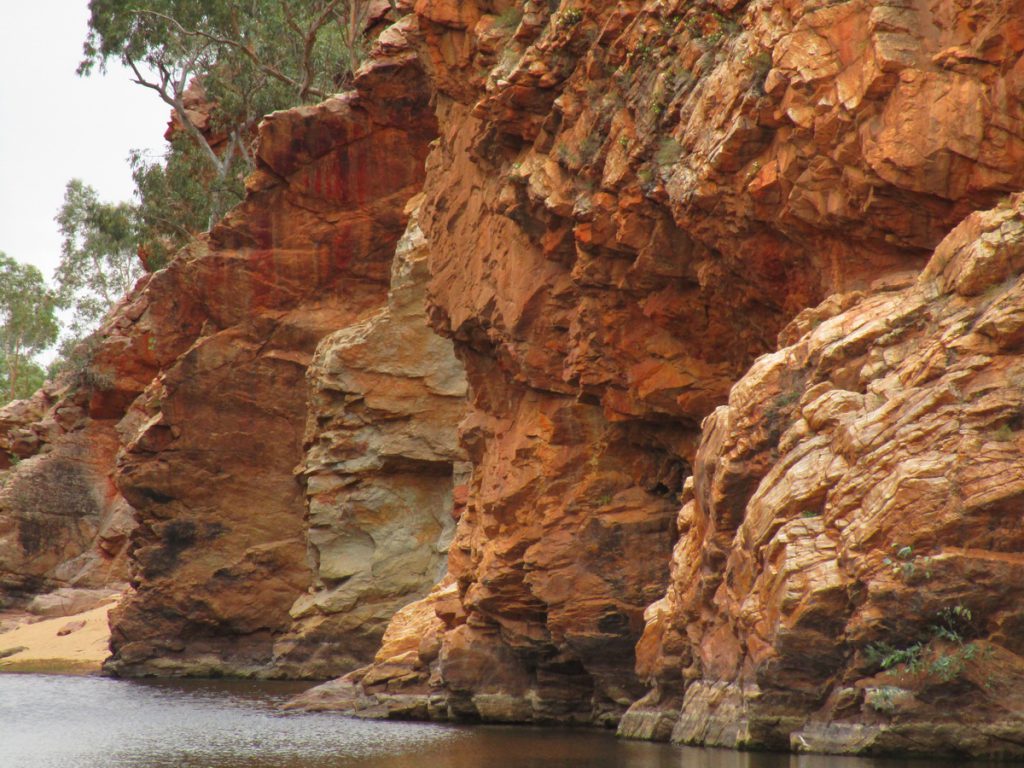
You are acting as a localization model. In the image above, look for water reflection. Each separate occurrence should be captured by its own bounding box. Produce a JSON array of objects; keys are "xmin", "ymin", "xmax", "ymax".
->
[
  {"xmin": 668, "ymin": 749, "xmax": 957, "ymax": 768},
  {"xmin": 0, "ymin": 675, "xmax": 977, "ymax": 768}
]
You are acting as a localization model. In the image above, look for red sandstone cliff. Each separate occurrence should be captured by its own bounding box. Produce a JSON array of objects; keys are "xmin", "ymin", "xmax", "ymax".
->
[
  {"xmin": 623, "ymin": 196, "xmax": 1024, "ymax": 758},
  {"xmin": 295, "ymin": 0, "xmax": 1024, "ymax": 754},
  {"xmin": 107, "ymin": 40, "xmax": 439, "ymax": 677},
  {"xmin": 0, "ymin": 379, "xmax": 134, "ymax": 600},
  {"xmin": 3, "ymin": 0, "xmax": 1024, "ymax": 757},
  {"xmin": 1, "ymin": 22, "xmax": 443, "ymax": 677}
]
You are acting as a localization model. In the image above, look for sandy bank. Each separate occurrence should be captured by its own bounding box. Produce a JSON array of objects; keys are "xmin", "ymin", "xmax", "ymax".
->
[{"xmin": 0, "ymin": 599, "xmax": 118, "ymax": 674}]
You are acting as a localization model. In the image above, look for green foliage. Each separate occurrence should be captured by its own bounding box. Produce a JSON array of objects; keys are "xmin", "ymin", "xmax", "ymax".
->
[
  {"xmin": 556, "ymin": 7, "xmax": 584, "ymax": 28},
  {"xmin": 48, "ymin": 332, "xmax": 114, "ymax": 392},
  {"xmin": 130, "ymin": 134, "xmax": 242, "ymax": 265},
  {"xmin": 929, "ymin": 650, "xmax": 968, "ymax": 682},
  {"xmin": 865, "ymin": 685, "xmax": 904, "ymax": 714},
  {"xmin": 661, "ymin": 13, "xmax": 683, "ymax": 32},
  {"xmin": 865, "ymin": 640, "xmax": 925, "ymax": 674},
  {"xmin": 0, "ymin": 254, "xmax": 59, "ymax": 403},
  {"xmin": 55, "ymin": 180, "xmax": 146, "ymax": 353},
  {"xmin": 80, "ymin": 0, "xmax": 369, "ymax": 100},
  {"xmin": 865, "ymin": 603, "xmax": 981, "ymax": 687},
  {"xmin": 883, "ymin": 543, "xmax": 933, "ymax": 581},
  {"xmin": 80, "ymin": 0, "xmax": 389, "ymax": 245},
  {"xmin": 932, "ymin": 604, "xmax": 974, "ymax": 643},
  {"xmin": 506, "ymin": 160, "xmax": 529, "ymax": 186},
  {"xmin": 630, "ymin": 41, "xmax": 653, "ymax": 68},
  {"xmin": 0, "ymin": 358, "xmax": 48, "ymax": 403}
]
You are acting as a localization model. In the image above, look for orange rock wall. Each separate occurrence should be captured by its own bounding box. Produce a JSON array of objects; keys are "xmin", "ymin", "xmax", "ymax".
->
[
  {"xmin": 1, "ymin": 35, "xmax": 437, "ymax": 677},
  {"xmin": 271, "ymin": 207, "xmax": 469, "ymax": 679},
  {"xmin": 625, "ymin": 197, "xmax": 1024, "ymax": 758},
  {"xmin": 0, "ymin": 388, "xmax": 134, "ymax": 600},
  {"xmin": 105, "ymin": 49, "xmax": 436, "ymax": 677},
  {"xmin": 5, "ymin": 0, "xmax": 1024, "ymax": 755},
  {"xmin": 307, "ymin": 0, "xmax": 1024, "ymax": 741}
]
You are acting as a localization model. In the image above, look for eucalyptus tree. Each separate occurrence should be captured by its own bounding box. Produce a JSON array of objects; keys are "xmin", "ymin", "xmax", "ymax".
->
[
  {"xmin": 0, "ymin": 254, "xmax": 59, "ymax": 402},
  {"xmin": 80, "ymin": 0, "xmax": 388, "ymax": 231},
  {"xmin": 55, "ymin": 180, "xmax": 145, "ymax": 350}
]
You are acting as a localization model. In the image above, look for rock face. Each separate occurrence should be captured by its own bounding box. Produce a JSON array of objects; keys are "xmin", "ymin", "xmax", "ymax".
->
[
  {"xmin": 1, "ymin": 10, "xmax": 460, "ymax": 681},
  {"xmin": 303, "ymin": 0, "xmax": 1024, "ymax": 733},
  {"xmin": 105, "ymin": 44, "xmax": 437, "ymax": 677},
  {"xmin": 2, "ymin": 16, "xmax": 465, "ymax": 679},
  {"xmin": 5, "ymin": 0, "xmax": 1024, "ymax": 756},
  {"xmin": 271, "ymin": 207, "xmax": 468, "ymax": 678},
  {"xmin": 0, "ymin": 356, "xmax": 140, "ymax": 605},
  {"xmin": 624, "ymin": 196, "xmax": 1024, "ymax": 758}
]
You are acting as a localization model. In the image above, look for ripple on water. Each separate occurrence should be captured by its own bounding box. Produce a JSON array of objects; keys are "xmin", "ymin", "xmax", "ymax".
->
[
  {"xmin": 0, "ymin": 675, "xmax": 979, "ymax": 768},
  {"xmin": 0, "ymin": 675, "xmax": 464, "ymax": 768}
]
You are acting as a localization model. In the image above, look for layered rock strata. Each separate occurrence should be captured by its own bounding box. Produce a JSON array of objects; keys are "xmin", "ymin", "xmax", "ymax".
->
[
  {"xmin": 5, "ymin": 0, "xmax": 1024, "ymax": 755},
  {"xmin": 271, "ymin": 207, "xmax": 468, "ymax": 678},
  {"xmin": 622, "ymin": 196, "xmax": 1024, "ymax": 758},
  {"xmin": 1, "ymin": 20, "xmax": 439, "ymax": 678},
  {"xmin": 298, "ymin": 0, "xmax": 1024, "ymax": 730},
  {"xmin": 105, "ymin": 43, "xmax": 437, "ymax": 677}
]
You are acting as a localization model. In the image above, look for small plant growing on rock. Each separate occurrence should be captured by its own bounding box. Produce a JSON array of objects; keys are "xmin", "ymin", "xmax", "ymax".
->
[
  {"xmin": 883, "ymin": 543, "xmax": 932, "ymax": 581},
  {"xmin": 686, "ymin": 10, "xmax": 739, "ymax": 44},
  {"xmin": 932, "ymin": 604, "xmax": 973, "ymax": 643},
  {"xmin": 865, "ymin": 685, "xmax": 907, "ymax": 714},
  {"xmin": 990, "ymin": 422, "xmax": 1015, "ymax": 442},
  {"xmin": 578, "ymin": 134, "xmax": 602, "ymax": 164},
  {"xmin": 661, "ymin": 13, "xmax": 683, "ymax": 32},
  {"xmin": 629, "ymin": 41, "xmax": 653, "ymax": 69},
  {"xmin": 762, "ymin": 387, "xmax": 803, "ymax": 435},
  {"xmin": 866, "ymin": 640, "xmax": 925, "ymax": 674},
  {"xmin": 557, "ymin": 7, "xmax": 584, "ymax": 28},
  {"xmin": 747, "ymin": 51, "xmax": 773, "ymax": 94},
  {"xmin": 506, "ymin": 163, "xmax": 529, "ymax": 186},
  {"xmin": 556, "ymin": 142, "xmax": 592, "ymax": 168},
  {"xmin": 865, "ymin": 603, "xmax": 981, "ymax": 685}
]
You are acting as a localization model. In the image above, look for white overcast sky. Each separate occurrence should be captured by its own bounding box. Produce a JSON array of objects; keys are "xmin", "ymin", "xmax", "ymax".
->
[{"xmin": 0, "ymin": 2, "xmax": 169, "ymax": 283}]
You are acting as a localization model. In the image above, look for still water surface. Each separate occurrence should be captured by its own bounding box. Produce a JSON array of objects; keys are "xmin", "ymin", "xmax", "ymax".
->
[{"xmin": 0, "ymin": 674, "xmax": 972, "ymax": 768}]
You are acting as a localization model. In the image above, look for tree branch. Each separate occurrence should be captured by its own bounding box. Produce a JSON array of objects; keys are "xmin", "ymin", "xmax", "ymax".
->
[
  {"xmin": 133, "ymin": 8, "xmax": 329, "ymax": 100},
  {"xmin": 125, "ymin": 52, "xmax": 226, "ymax": 176}
]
